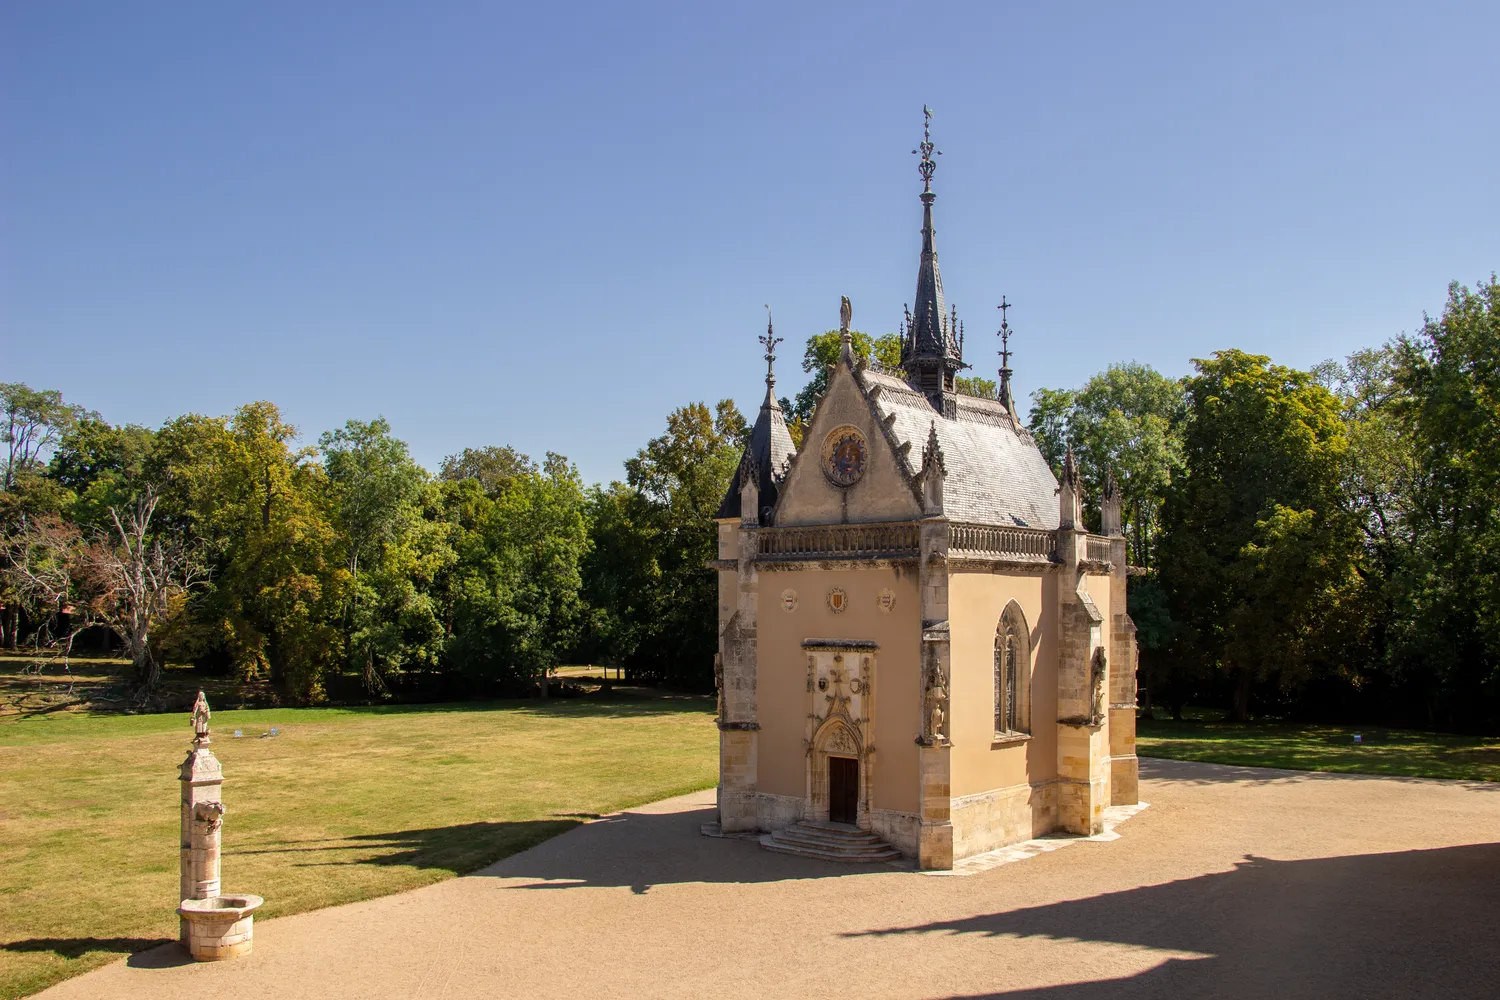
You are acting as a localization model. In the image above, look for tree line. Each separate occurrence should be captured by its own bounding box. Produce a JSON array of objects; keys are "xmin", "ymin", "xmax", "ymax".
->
[
  {"xmin": 3, "ymin": 275, "xmax": 1496, "ymax": 731},
  {"xmin": 1029, "ymin": 278, "xmax": 1499, "ymax": 732},
  {"xmin": 1, "ymin": 386, "xmax": 747, "ymax": 704}
]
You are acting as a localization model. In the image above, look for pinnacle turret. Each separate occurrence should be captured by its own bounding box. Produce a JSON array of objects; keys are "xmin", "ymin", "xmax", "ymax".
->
[{"xmin": 900, "ymin": 105, "xmax": 963, "ymax": 413}]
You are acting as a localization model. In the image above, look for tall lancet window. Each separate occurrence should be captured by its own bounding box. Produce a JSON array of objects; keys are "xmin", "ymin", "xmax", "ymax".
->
[{"xmin": 994, "ymin": 603, "xmax": 1031, "ymax": 736}]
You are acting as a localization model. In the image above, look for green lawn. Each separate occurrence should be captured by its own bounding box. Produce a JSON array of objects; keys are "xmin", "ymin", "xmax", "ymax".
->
[
  {"xmin": 0, "ymin": 690, "xmax": 718, "ymax": 999},
  {"xmin": 1137, "ymin": 715, "xmax": 1500, "ymax": 782}
]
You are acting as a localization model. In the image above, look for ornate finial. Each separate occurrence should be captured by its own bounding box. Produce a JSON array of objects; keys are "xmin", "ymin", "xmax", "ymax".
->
[
  {"xmin": 912, "ymin": 105, "xmax": 941, "ymax": 194},
  {"xmin": 1063, "ymin": 444, "xmax": 1079, "ymax": 485},
  {"xmin": 759, "ymin": 305, "xmax": 782, "ymax": 389},
  {"xmin": 1103, "ymin": 466, "xmax": 1118, "ymax": 501},
  {"xmin": 997, "ymin": 296, "xmax": 1016, "ymax": 413},
  {"xmin": 191, "ymin": 690, "xmax": 211, "ymax": 745},
  {"xmin": 923, "ymin": 421, "xmax": 947, "ymax": 476}
]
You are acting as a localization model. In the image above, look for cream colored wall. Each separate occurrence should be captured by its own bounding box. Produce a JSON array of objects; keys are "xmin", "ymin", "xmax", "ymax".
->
[
  {"xmin": 756, "ymin": 565, "xmax": 921, "ymax": 813},
  {"xmin": 946, "ymin": 570, "xmax": 1059, "ymax": 798},
  {"xmin": 775, "ymin": 365, "xmax": 923, "ymax": 527}
]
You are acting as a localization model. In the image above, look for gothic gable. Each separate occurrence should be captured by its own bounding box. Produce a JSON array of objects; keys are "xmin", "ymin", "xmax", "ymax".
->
[{"xmin": 773, "ymin": 360, "xmax": 923, "ymax": 527}]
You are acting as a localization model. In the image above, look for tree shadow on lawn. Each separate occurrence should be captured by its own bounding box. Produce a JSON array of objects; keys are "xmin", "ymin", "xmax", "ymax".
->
[
  {"xmin": 1, "ymin": 937, "xmax": 173, "ymax": 960},
  {"xmin": 229, "ymin": 819, "xmax": 589, "ymax": 877},
  {"xmin": 0, "ymin": 935, "xmax": 194, "ymax": 972},
  {"xmin": 858, "ymin": 842, "xmax": 1500, "ymax": 999}
]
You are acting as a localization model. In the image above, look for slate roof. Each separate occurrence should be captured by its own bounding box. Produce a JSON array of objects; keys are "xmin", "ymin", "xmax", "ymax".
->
[
  {"xmin": 859, "ymin": 369, "xmax": 1060, "ymax": 529},
  {"xmin": 716, "ymin": 387, "xmax": 797, "ymax": 521}
]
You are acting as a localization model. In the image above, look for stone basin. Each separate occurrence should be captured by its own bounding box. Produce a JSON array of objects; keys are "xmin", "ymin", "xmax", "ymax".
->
[{"xmin": 178, "ymin": 893, "xmax": 263, "ymax": 961}]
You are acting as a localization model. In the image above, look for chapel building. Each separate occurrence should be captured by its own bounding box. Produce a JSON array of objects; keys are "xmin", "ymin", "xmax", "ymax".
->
[{"xmin": 712, "ymin": 114, "xmax": 1139, "ymax": 870}]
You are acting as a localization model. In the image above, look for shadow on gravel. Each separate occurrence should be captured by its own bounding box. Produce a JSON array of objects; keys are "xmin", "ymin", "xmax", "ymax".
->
[
  {"xmin": 855, "ymin": 843, "xmax": 1500, "ymax": 999},
  {"xmin": 1139, "ymin": 756, "xmax": 1500, "ymax": 791},
  {"xmin": 477, "ymin": 800, "xmax": 887, "ymax": 893}
]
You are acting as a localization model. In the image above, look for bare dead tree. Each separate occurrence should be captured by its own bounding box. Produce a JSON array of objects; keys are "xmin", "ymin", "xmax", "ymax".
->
[
  {"xmin": 81, "ymin": 485, "xmax": 208, "ymax": 698},
  {"xmin": 0, "ymin": 514, "xmax": 88, "ymax": 686}
]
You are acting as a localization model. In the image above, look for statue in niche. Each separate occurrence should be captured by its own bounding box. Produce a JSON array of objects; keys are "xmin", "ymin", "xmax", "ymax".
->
[
  {"xmin": 1090, "ymin": 646, "xmax": 1108, "ymax": 725},
  {"xmin": 713, "ymin": 653, "xmax": 724, "ymax": 721},
  {"xmin": 926, "ymin": 666, "xmax": 948, "ymax": 743}
]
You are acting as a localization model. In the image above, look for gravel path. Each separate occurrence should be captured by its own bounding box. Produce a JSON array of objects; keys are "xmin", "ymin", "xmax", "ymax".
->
[{"xmin": 40, "ymin": 759, "xmax": 1500, "ymax": 999}]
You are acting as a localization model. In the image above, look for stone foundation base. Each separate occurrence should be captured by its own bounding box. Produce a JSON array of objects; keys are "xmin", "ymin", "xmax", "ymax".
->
[
  {"xmin": 918, "ymin": 822, "xmax": 954, "ymax": 870},
  {"xmin": 178, "ymin": 894, "xmax": 262, "ymax": 961},
  {"xmin": 952, "ymin": 781, "xmax": 1059, "ymax": 859},
  {"xmin": 1110, "ymin": 754, "xmax": 1139, "ymax": 805}
]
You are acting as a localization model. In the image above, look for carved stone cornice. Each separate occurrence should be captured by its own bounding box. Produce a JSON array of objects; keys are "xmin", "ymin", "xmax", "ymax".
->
[{"xmin": 801, "ymin": 638, "xmax": 879, "ymax": 651}]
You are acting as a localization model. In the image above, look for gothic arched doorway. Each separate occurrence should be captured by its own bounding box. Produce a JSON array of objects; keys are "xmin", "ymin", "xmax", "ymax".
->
[{"xmin": 828, "ymin": 755, "xmax": 859, "ymax": 824}]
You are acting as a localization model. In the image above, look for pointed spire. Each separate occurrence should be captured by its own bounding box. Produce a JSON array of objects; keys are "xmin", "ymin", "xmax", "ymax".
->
[
  {"xmin": 997, "ymin": 296, "xmax": 1016, "ymax": 416},
  {"xmin": 714, "ymin": 311, "xmax": 797, "ymax": 522},
  {"xmin": 759, "ymin": 306, "xmax": 783, "ymax": 409},
  {"xmin": 922, "ymin": 421, "xmax": 947, "ymax": 477},
  {"xmin": 1101, "ymin": 466, "xmax": 1122, "ymax": 537},
  {"xmin": 920, "ymin": 421, "xmax": 946, "ymax": 515},
  {"xmin": 902, "ymin": 105, "xmax": 962, "ymax": 410},
  {"xmin": 1058, "ymin": 444, "xmax": 1083, "ymax": 530}
]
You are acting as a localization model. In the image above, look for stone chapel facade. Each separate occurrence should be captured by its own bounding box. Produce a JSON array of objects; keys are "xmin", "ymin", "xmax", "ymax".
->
[{"xmin": 711, "ymin": 119, "xmax": 1139, "ymax": 870}]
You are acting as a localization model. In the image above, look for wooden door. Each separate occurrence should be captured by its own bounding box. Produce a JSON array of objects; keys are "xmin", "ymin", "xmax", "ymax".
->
[{"xmin": 828, "ymin": 756, "xmax": 859, "ymax": 824}]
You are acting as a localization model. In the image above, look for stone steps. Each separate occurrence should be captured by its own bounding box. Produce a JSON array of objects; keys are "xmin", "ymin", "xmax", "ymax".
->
[{"xmin": 759, "ymin": 821, "xmax": 903, "ymax": 863}]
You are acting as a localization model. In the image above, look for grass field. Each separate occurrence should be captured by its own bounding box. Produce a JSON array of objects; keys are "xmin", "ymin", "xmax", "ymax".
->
[
  {"xmin": 1138, "ymin": 715, "xmax": 1500, "ymax": 782},
  {"xmin": 0, "ymin": 687, "xmax": 718, "ymax": 1000}
]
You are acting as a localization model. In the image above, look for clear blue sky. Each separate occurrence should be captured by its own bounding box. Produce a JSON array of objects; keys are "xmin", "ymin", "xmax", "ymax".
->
[{"xmin": 4, "ymin": 2, "xmax": 1496, "ymax": 484}]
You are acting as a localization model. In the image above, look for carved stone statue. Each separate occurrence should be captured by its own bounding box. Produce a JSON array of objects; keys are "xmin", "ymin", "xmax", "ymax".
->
[
  {"xmin": 1090, "ymin": 647, "xmax": 1108, "ymax": 725},
  {"xmin": 193, "ymin": 799, "xmax": 226, "ymax": 833},
  {"xmin": 713, "ymin": 653, "xmax": 724, "ymax": 721},
  {"xmin": 840, "ymin": 295, "xmax": 852, "ymax": 333},
  {"xmin": 926, "ymin": 667, "xmax": 948, "ymax": 743},
  {"xmin": 191, "ymin": 690, "xmax": 211, "ymax": 743}
]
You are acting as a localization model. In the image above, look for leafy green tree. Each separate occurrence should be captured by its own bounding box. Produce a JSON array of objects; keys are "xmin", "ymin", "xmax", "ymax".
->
[
  {"xmin": 1158, "ymin": 350, "xmax": 1360, "ymax": 720},
  {"xmin": 151, "ymin": 402, "xmax": 345, "ymax": 701},
  {"xmin": 1390, "ymin": 277, "xmax": 1500, "ymax": 728},
  {"xmin": 438, "ymin": 445, "xmax": 535, "ymax": 498},
  {"xmin": 783, "ymin": 331, "xmax": 903, "ymax": 425},
  {"xmin": 1, "ymin": 383, "xmax": 85, "ymax": 489},
  {"xmin": 320, "ymin": 418, "xmax": 432, "ymax": 692},
  {"xmin": 954, "ymin": 375, "xmax": 998, "ymax": 398},
  {"xmin": 445, "ymin": 453, "xmax": 590, "ymax": 694},
  {"xmin": 47, "ymin": 418, "xmax": 156, "ymax": 529},
  {"xmin": 581, "ymin": 400, "xmax": 744, "ymax": 690},
  {"xmin": 1028, "ymin": 363, "xmax": 1186, "ymax": 567}
]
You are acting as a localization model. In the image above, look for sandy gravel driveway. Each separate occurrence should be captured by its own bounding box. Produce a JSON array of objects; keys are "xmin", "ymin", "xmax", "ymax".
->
[{"xmin": 39, "ymin": 759, "xmax": 1500, "ymax": 999}]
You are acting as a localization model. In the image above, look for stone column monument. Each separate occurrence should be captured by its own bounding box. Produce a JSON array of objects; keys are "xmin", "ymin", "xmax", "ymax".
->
[{"xmin": 177, "ymin": 691, "xmax": 262, "ymax": 961}]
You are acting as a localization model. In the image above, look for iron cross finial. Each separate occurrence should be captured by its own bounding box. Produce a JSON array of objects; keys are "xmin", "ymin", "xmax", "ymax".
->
[
  {"xmin": 997, "ymin": 297, "xmax": 1014, "ymax": 369},
  {"xmin": 912, "ymin": 105, "xmax": 941, "ymax": 193},
  {"xmin": 760, "ymin": 306, "xmax": 782, "ymax": 384}
]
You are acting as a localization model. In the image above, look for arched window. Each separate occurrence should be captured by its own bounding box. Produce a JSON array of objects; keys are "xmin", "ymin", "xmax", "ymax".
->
[{"xmin": 994, "ymin": 603, "xmax": 1031, "ymax": 735}]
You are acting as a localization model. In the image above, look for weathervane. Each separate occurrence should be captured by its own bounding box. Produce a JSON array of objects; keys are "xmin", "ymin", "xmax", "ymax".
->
[
  {"xmin": 912, "ymin": 105, "xmax": 941, "ymax": 193},
  {"xmin": 760, "ymin": 305, "xmax": 782, "ymax": 388}
]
